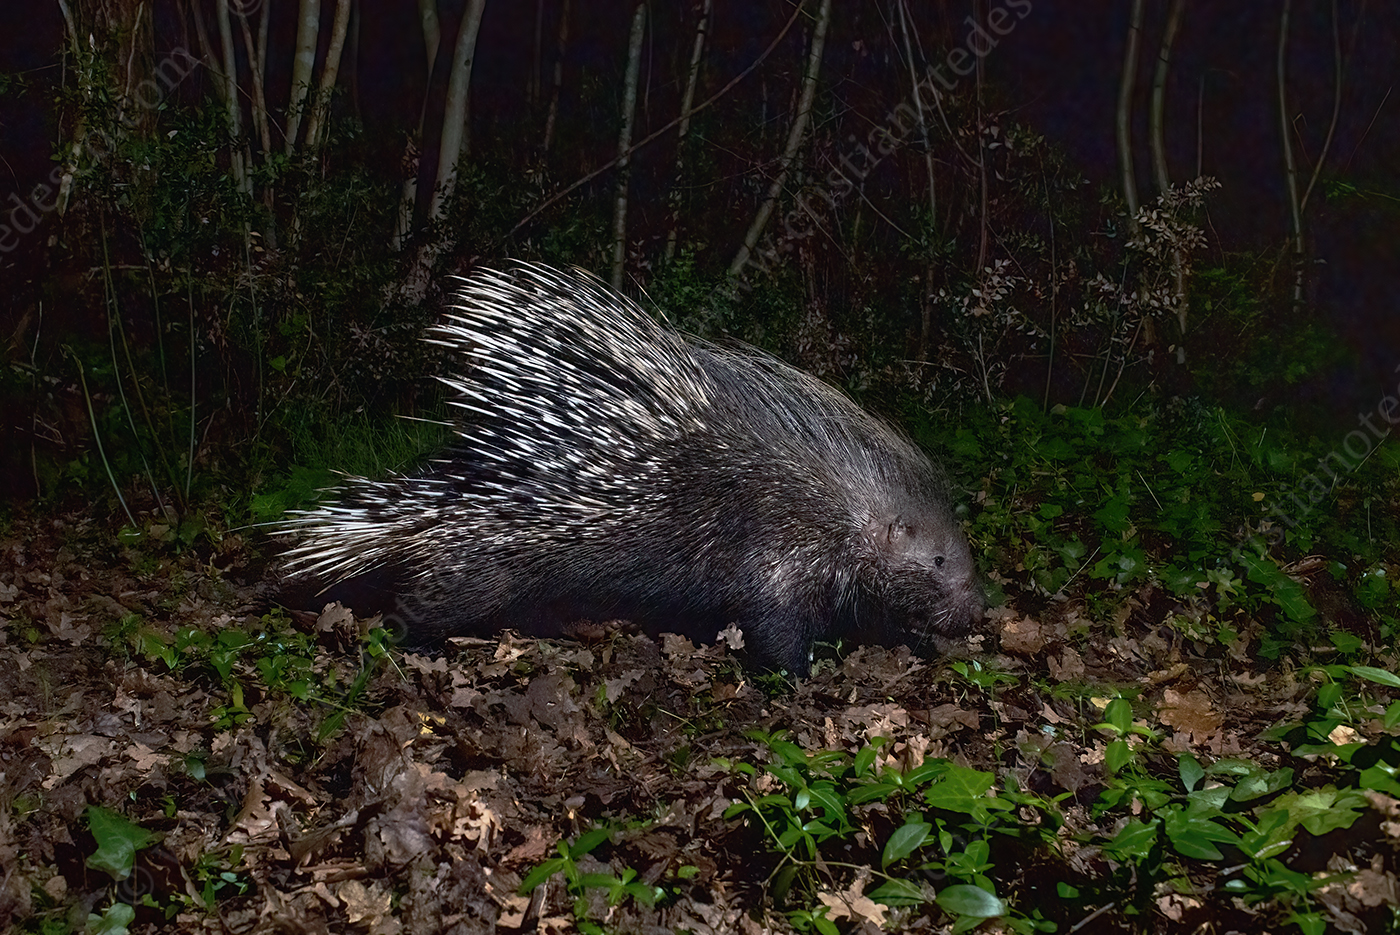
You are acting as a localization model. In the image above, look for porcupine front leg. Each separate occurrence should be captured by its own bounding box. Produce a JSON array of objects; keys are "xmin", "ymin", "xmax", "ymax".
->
[{"xmin": 737, "ymin": 603, "xmax": 823, "ymax": 678}]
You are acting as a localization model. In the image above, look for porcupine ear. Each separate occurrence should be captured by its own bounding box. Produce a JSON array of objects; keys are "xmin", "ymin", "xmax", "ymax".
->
[{"xmin": 865, "ymin": 515, "xmax": 946, "ymax": 566}]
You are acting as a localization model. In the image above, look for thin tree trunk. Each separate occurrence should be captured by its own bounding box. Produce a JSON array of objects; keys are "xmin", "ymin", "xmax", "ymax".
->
[
  {"xmin": 1042, "ymin": 172, "xmax": 1057, "ymax": 409},
  {"xmin": 215, "ymin": 0, "xmax": 249, "ymax": 193},
  {"xmin": 1149, "ymin": 0, "xmax": 1184, "ymax": 194},
  {"xmin": 1299, "ymin": 0, "xmax": 1343, "ymax": 218},
  {"xmin": 664, "ymin": 0, "xmax": 709, "ymax": 263},
  {"xmin": 974, "ymin": 0, "xmax": 989, "ymax": 274},
  {"xmin": 896, "ymin": 0, "xmax": 937, "ymax": 226},
  {"xmin": 343, "ymin": 0, "xmax": 355, "ymax": 118},
  {"xmin": 1116, "ymin": 0, "xmax": 1144, "ymax": 233},
  {"xmin": 1277, "ymin": 0, "xmax": 1304, "ymax": 305},
  {"xmin": 303, "ymin": 0, "xmax": 352, "ymax": 150},
  {"xmin": 542, "ymin": 0, "xmax": 572, "ymax": 153},
  {"xmin": 393, "ymin": 0, "xmax": 442, "ymax": 251},
  {"xmin": 429, "ymin": 0, "xmax": 488, "ymax": 222},
  {"xmin": 400, "ymin": 0, "xmax": 487, "ymax": 303},
  {"xmin": 896, "ymin": 0, "xmax": 939, "ymax": 360},
  {"xmin": 348, "ymin": 0, "xmax": 361, "ymax": 120},
  {"xmin": 510, "ymin": 0, "xmax": 805, "ymax": 241},
  {"xmin": 729, "ymin": 0, "xmax": 831, "ymax": 278},
  {"xmin": 55, "ymin": 0, "xmax": 85, "ymax": 216},
  {"xmin": 418, "ymin": 0, "xmax": 442, "ymax": 74},
  {"xmin": 236, "ymin": 0, "xmax": 277, "ymax": 246},
  {"xmin": 236, "ymin": 2, "xmax": 272, "ymax": 157},
  {"xmin": 1195, "ymin": 73, "xmax": 1204, "ymax": 177},
  {"xmin": 530, "ymin": 0, "xmax": 544, "ymax": 107},
  {"xmin": 285, "ymin": 0, "xmax": 321, "ymax": 155},
  {"xmin": 257, "ymin": 0, "xmax": 271, "ymax": 132},
  {"xmin": 1150, "ymin": 0, "xmax": 1186, "ymax": 359},
  {"xmin": 190, "ymin": 0, "xmax": 218, "ymax": 90},
  {"xmin": 611, "ymin": 3, "xmax": 648, "ymax": 290}
]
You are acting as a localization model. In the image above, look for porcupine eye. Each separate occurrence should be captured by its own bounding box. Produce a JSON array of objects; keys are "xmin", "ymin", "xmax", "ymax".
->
[{"xmin": 934, "ymin": 555, "xmax": 945, "ymax": 568}]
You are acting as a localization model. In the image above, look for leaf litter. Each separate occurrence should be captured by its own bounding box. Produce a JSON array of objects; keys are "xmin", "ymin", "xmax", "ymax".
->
[{"xmin": 0, "ymin": 507, "xmax": 1396, "ymax": 933}]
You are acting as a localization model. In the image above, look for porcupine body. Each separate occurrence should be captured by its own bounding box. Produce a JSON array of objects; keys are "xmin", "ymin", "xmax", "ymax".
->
[{"xmin": 283, "ymin": 263, "xmax": 982, "ymax": 674}]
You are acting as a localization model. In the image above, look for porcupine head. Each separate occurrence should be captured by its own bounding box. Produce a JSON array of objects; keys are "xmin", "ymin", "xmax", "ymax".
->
[{"xmin": 856, "ymin": 486, "xmax": 982, "ymax": 656}]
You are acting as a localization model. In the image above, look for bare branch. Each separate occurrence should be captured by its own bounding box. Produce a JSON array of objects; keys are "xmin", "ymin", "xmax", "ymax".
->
[{"xmin": 729, "ymin": 0, "xmax": 831, "ymax": 277}]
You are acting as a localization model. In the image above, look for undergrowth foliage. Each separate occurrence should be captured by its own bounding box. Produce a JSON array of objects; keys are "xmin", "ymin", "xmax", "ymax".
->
[
  {"xmin": 933, "ymin": 394, "xmax": 1400, "ymax": 655},
  {"xmin": 513, "ymin": 661, "xmax": 1400, "ymax": 935}
]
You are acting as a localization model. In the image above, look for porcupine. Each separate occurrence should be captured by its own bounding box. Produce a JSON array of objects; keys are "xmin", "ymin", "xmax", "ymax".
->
[{"xmin": 282, "ymin": 263, "xmax": 982, "ymax": 674}]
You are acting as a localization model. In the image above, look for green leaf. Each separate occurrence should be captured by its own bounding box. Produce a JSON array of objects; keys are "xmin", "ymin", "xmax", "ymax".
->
[
  {"xmin": 848, "ymin": 782, "xmax": 901, "ymax": 805},
  {"xmin": 924, "ymin": 765, "xmax": 1000, "ymax": 819},
  {"xmin": 578, "ymin": 871, "xmax": 622, "ymax": 891},
  {"xmin": 1105, "ymin": 738, "xmax": 1132, "ymax": 774},
  {"xmin": 1229, "ymin": 767, "xmax": 1294, "ymax": 802},
  {"xmin": 805, "ymin": 785, "xmax": 846, "ymax": 821},
  {"xmin": 570, "ymin": 827, "xmax": 611, "ymax": 858},
  {"xmin": 1238, "ymin": 808, "xmax": 1295, "ymax": 862},
  {"xmin": 1168, "ymin": 829, "xmax": 1224, "ymax": 860},
  {"xmin": 854, "ymin": 744, "xmax": 879, "ymax": 777},
  {"xmin": 86, "ymin": 903, "xmax": 136, "ymax": 935},
  {"xmin": 1358, "ymin": 762, "xmax": 1400, "ymax": 796},
  {"xmin": 868, "ymin": 877, "xmax": 928, "ymax": 906},
  {"xmin": 1286, "ymin": 910, "xmax": 1328, "ymax": 935},
  {"xmin": 1163, "ymin": 449, "xmax": 1195, "ymax": 473},
  {"xmin": 1092, "ymin": 496, "xmax": 1131, "ymax": 535},
  {"xmin": 903, "ymin": 759, "xmax": 952, "ymax": 789},
  {"xmin": 1348, "ymin": 665, "xmax": 1400, "ymax": 689},
  {"xmin": 1329, "ymin": 631, "xmax": 1364, "ymax": 654},
  {"xmin": 1178, "ymin": 754, "xmax": 1205, "ymax": 792},
  {"xmin": 1205, "ymin": 757, "xmax": 1257, "ymax": 776},
  {"xmin": 519, "ymin": 857, "xmax": 568, "ymax": 894},
  {"xmin": 1091, "ymin": 547, "xmax": 1148, "ymax": 584},
  {"xmin": 1240, "ymin": 552, "xmax": 1316, "ymax": 624},
  {"xmin": 1102, "ymin": 818, "xmax": 1159, "ymax": 861},
  {"xmin": 1035, "ymin": 437, "xmax": 1076, "ymax": 461},
  {"xmin": 883, "ymin": 821, "xmax": 932, "ymax": 867},
  {"xmin": 935, "ymin": 883, "xmax": 1006, "ymax": 918},
  {"xmin": 1184, "ymin": 785, "xmax": 1231, "ymax": 811},
  {"xmin": 770, "ymin": 739, "xmax": 808, "ymax": 768},
  {"xmin": 1162, "ymin": 805, "xmax": 1237, "ymax": 861},
  {"xmin": 1273, "ymin": 788, "xmax": 1368, "ymax": 836},
  {"xmin": 85, "ymin": 807, "xmax": 158, "ymax": 881},
  {"xmin": 1104, "ymin": 698, "xmax": 1134, "ymax": 735},
  {"xmin": 772, "ymin": 863, "xmax": 799, "ymax": 902}
]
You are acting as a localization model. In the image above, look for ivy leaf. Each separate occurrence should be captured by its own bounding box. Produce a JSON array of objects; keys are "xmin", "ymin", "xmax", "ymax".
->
[
  {"xmin": 86, "ymin": 903, "xmax": 136, "ymax": 935},
  {"xmin": 85, "ymin": 807, "xmax": 157, "ymax": 882}
]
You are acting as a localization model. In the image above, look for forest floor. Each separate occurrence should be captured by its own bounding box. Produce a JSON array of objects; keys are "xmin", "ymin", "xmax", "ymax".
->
[{"xmin": 1, "ymin": 506, "xmax": 1398, "ymax": 934}]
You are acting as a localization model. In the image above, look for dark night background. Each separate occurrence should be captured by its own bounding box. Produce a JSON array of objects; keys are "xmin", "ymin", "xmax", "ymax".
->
[{"xmin": 0, "ymin": 0, "xmax": 1397, "ymax": 490}]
